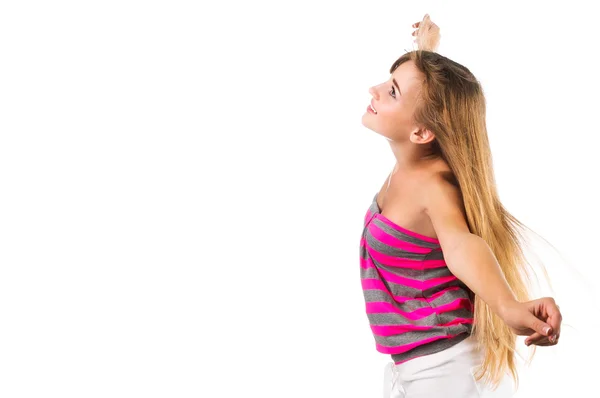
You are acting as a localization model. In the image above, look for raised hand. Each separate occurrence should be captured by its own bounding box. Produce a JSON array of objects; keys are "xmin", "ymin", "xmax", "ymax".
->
[{"xmin": 412, "ymin": 14, "xmax": 441, "ymax": 52}]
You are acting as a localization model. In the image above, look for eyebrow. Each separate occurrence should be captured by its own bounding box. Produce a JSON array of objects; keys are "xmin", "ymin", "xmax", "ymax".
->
[{"xmin": 392, "ymin": 78, "xmax": 401, "ymax": 95}]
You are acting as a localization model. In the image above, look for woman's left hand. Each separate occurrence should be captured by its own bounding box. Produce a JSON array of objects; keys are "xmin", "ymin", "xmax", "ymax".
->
[
  {"xmin": 500, "ymin": 297, "xmax": 562, "ymax": 346},
  {"xmin": 412, "ymin": 14, "xmax": 441, "ymax": 52}
]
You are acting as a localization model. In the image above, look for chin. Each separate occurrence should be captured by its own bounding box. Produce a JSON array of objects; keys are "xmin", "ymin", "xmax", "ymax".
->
[
  {"xmin": 362, "ymin": 122, "xmax": 392, "ymax": 141},
  {"xmin": 361, "ymin": 113, "xmax": 373, "ymax": 129},
  {"xmin": 361, "ymin": 114, "xmax": 376, "ymax": 129}
]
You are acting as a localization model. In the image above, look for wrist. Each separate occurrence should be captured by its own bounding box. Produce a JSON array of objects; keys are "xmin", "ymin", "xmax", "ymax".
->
[
  {"xmin": 497, "ymin": 298, "xmax": 520, "ymax": 321},
  {"xmin": 424, "ymin": 39, "xmax": 439, "ymax": 52}
]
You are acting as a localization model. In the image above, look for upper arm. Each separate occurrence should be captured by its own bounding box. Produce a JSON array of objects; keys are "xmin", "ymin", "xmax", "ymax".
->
[{"xmin": 422, "ymin": 175, "xmax": 471, "ymax": 253}]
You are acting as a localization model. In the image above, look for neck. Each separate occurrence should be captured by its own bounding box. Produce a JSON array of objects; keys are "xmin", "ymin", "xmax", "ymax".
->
[{"xmin": 388, "ymin": 141, "xmax": 439, "ymax": 172}]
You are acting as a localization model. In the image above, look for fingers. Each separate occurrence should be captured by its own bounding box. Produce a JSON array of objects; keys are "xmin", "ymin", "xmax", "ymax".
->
[
  {"xmin": 531, "ymin": 317, "xmax": 553, "ymax": 337},
  {"xmin": 525, "ymin": 298, "xmax": 554, "ymax": 336},
  {"xmin": 526, "ymin": 334, "xmax": 559, "ymax": 346},
  {"xmin": 536, "ymin": 297, "xmax": 562, "ymax": 343},
  {"xmin": 525, "ymin": 332, "xmax": 553, "ymax": 346},
  {"xmin": 525, "ymin": 333, "xmax": 559, "ymax": 346},
  {"xmin": 525, "ymin": 298, "xmax": 562, "ymax": 346},
  {"xmin": 547, "ymin": 301, "xmax": 562, "ymax": 341},
  {"xmin": 412, "ymin": 21, "xmax": 421, "ymax": 36},
  {"xmin": 536, "ymin": 339, "xmax": 559, "ymax": 346},
  {"xmin": 412, "ymin": 17, "xmax": 438, "ymax": 34},
  {"xmin": 412, "ymin": 16, "xmax": 430, "ymax": 29},
  {"xmin": 413, "ymin": 13, "xmax": 431, "ymax": 28},
  {"xmin": 411, "ymin": 14, "xmax": 440, "ymax": 49},
  {"xmin": 525, "ymin": 332, "xmax": 542, "ymax": 346}
]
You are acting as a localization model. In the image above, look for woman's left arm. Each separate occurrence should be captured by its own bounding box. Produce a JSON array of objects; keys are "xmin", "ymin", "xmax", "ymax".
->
[{"xmin": 422, "ymin": 175, "xmax": 562, "ymax": 346}]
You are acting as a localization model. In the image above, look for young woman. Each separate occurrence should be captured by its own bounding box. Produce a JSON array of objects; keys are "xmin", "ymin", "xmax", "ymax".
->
[{"xmin": 359, "ymin": 14, "xmax": 563, "ymax": 398}]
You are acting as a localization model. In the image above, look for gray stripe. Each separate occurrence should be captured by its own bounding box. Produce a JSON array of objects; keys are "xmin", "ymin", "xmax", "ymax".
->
[
  {"xmin": 437, "ymin": 308, "xmax": 474, "ymax": 324},
  {"xmin": 366, "ymin": 307, "xmax": 473, "ymax": 327},
  {"xmin": 359, "ymin": 241, "xmax": 425, "ymax": 263},
  {"xmin": 390, "ymin": 332, "xmax": 471, "ymax": 363},
  {"xmin": 376, "ymin": 262, "xmax": 453, "ymax": 281},
  {"xmin": 367, "ymin": 311, "xmax": 438, "ymax": 326},
  {"xmin": 370, "ymin": 218, "xmax": 440, "ymax": 249},
  {"xmin": 363, "ymin": 286, "xmax": 471, "ymax": 312},
  {"xmin": 360, "ymin": 268, "xmax": 468, "ymax": 298},
  {"xmin": 360, "ymin": 266, "xmax": 384, "ymax": 281},
  {"xmin": 385, "ymin": 283, "xmax": 423, "ymax": 298},
  {"xmin": 374, "ymin": 324, "xmax": 470, "ymax": 348},
  {"xmin": 424, "ymin": 249, "xmax": 445, "ymax": 261},
  {"xmin": 360, "ymin": 253, "xmax": 452, "ymax": 281},
  {"xmin": 422, "ymin": 279, "xmax": 469, "ymax": 297},
  {"xmin": 374, "ymin": 328, "xmax": 448, "ymax": 347},
  {"xmin": 365, "ymin": 232, "xmax": 429, "ymax": 260}
]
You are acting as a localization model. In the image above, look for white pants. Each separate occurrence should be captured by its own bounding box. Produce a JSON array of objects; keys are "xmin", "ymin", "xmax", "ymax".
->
[{"xmin": 383, "ymin": 335, "xmax": 515, "ymax": 398}]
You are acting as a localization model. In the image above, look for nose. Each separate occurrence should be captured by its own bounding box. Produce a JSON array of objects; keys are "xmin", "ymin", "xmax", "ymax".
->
[{"xmin": 369, "ymin": 86, "xmax": 378, "ymax": 99}]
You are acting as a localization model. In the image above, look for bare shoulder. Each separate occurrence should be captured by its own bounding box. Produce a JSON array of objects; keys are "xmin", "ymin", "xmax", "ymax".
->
[
  {"xmin": 420, "ymin": 169, "xmax": 470, "ymax": 243},
  {"xmin": 421, "ymin": 170, "xmax": 463, "ymax": 211}
]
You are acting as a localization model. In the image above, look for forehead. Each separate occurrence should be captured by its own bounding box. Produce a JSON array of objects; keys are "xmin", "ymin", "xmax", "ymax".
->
[{"xmin": 391, "ymin": 61, "xmax": 423, "ymax": 94}]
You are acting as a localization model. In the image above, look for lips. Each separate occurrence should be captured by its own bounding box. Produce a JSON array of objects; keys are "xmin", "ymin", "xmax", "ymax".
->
[
  {"xmin": 367, "ymin": 101, "xmax": 377, "ymax": 115},
  {"xmin": 369, "ymin": 101, "xmax": 377, "ymax": 114}
]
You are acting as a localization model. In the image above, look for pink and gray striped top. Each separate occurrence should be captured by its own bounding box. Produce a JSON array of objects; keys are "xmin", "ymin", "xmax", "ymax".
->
[{"xmin": 360, "ymin": 192, "xmax": 475, "ymax": 365}]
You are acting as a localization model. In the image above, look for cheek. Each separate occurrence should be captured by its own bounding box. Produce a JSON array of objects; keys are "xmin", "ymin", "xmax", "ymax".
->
[
  {"xmin": 381, "ymin": 107, "xmax": 412, "ymax": 135},
  {"xmin": 393, "ymin": 104, "xmax": 412, "ymax": 123},
  {"xmin": 380, "ymin": 105, "xmax": 405, "ymax": 124}
]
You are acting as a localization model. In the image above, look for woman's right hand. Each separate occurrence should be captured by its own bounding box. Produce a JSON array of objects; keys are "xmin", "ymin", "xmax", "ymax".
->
[{"xmin": 412, "ymin": 14, "xmax": 441, "ymax": 52}]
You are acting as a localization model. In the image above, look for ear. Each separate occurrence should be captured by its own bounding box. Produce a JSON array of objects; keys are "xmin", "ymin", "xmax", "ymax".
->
[{"xmin": 409, "ymin": 127, "xmax": 436, "ymax": 144}]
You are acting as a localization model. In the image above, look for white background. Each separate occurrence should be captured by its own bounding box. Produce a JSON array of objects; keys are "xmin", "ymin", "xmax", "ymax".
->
[{"xmin": 1, "ymin": 0, "xmax": 598, "ymax": 397}]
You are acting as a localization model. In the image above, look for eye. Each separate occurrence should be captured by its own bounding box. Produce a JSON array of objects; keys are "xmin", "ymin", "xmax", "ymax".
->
[{"xmin": 389, "ymin": 86, "xmax": 396, "ymax": 98}]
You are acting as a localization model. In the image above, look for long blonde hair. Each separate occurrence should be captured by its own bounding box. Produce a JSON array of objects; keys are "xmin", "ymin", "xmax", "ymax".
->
[{"xmin": 391, "ymin": 50, "xmax": 542, "ymax": 389}]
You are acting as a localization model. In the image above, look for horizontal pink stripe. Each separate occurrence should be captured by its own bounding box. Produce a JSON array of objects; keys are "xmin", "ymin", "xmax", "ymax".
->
[
  {"xmin": 361, "ymin": 243, "xmax": 447, "ymax": 269},
  {"xmin": 370, "ymin": 318, "xmax": 473, "ymax": 336},
  {"xmin": 439, "ymin": 317, "xmax": 474, "ymax": 328},
  {"xmin": 374, "ymin": 214, "xmax": 440, "ymax": 244},
  {"xmin": 359, "ymin": 255, "xmax": 368, "ymax": 269},
  {"xmin": 381, "ymin": 265, "xmax": 457, "ymax": 289},
  {"xmin": 371, "ymin": 324, "xmax": 434, "ymax": 335},
  {"xmin": 368, "ymin": 223, "xmax": 432, "ymax": 253},
  {"xmin": 361, "ymin": 278, "xmax": 462, "ymax": 303},
  {"xmin": 362, "ymin": 260, "xmax": 457, "ymax": 289},
  {"xmin": 361, "ymin": 278, "xmax": 392, "ymax": 294},
  {"xmin": 427, "ymin": 286, "xmax": 462, "ymax": 301},
  {"xmin": 376, "ymin": 334, "xmax": 452, "ymax": 355},
  {"xmin": 360, "ymin": 259, "xmax": 422, "ymax": 289},
  {"xmin": 437, "ymin": 297, "xmax": 473, "ymax": 312},
  {"xmin": 360, "ymin": 251, "xmax": 426, "ymax": 270},
  {"xmin": 365, "ymin": 245, "xmax": 447, "ymax": 269},
  {"xmin": 365, "ymin": 297, "xmax": 472, "ymax": 320}
]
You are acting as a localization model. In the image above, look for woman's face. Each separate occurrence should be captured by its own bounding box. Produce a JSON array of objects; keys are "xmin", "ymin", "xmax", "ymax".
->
[{"xmin": 362, "ymin": 60, "xmax": 424, "ymax": 142}]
